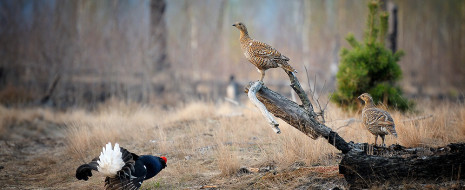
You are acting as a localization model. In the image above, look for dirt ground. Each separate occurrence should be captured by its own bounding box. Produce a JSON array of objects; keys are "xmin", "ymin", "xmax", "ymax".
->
[
  {"xmin": 1, "ymin": 108, "xmax": 464, "ymax": 190},
  {"xmin": 0, "ymin": 115, "xmax": 348, "ymax": 190},
  {"xmin": 0, "ymin": 118, "xmax": 74, "ymax": 189}
]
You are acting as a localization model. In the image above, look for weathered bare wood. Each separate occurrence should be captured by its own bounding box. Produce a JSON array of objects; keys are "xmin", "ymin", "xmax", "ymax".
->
[
  {"xmin": 245, "ymin": 82, "xmax": 351, "ymax": 153},
  {"xmin": 247, "ymin": 81, "xmax": 281, "ymax": 134},
  {"xmin": 284, "ymin": 70, "xmax": 317, "ymax": 118},
  {"xmin": 340, "ymin": 143, "xmax": 465, "ymax": 188}
]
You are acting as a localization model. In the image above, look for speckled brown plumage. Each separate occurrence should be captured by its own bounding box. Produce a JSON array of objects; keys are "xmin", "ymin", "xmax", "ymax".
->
[
  {"xmin": 358, "ymin": 93, "xmax": 397, "ymax": 146},
  {"xmin": 233, "ymin": 22, "xmax": 296, "ymax": 82}
]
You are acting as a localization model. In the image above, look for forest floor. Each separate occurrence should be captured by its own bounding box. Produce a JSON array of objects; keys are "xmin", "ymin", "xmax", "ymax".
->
[{"xmin": 0, "ymin": 100, "xmax": 464, "ymax": 189}]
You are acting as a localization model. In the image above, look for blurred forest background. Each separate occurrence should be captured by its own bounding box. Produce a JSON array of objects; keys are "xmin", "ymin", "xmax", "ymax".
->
[{"xmin": 0, "ymin": 0, "xmax": 464, "ymax": 108}]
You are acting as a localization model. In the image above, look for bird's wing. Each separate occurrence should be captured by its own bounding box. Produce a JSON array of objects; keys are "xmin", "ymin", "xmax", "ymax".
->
[
  {"xmin": 120, "ymin": 147, "xmax": 136, "ymax": 172},
  {"xmin": 249, "ymin": 40, "xmax": 288, "ymax": 60},
  {"xmin": 377, "ymin": 120, "xmax": 394, "ymax": 125},
  {"xmin": 104, "ymin": 147, "xmax": 144, "ymax": 190},
  {"xmin": 76, "ymin": 157, "xmax": 100, "ymax": 181},
  {"xmin": 365, "ymin": 108, "xmax": 394, "ymax": 126}
]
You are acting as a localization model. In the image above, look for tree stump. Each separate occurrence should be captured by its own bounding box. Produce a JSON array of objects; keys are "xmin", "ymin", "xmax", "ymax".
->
[{"xmin": 245, "ymin": 70, "xmax": 465, "ymax": 188}]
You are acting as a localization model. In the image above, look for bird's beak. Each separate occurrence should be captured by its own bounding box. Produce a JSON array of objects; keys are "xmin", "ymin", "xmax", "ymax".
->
[
  {"xmin": 232, "ymin": 24, "xmax": 236, "ymax": 26},
  {"xmin": 357, "ymin": 95, "xmax": 362, "ymax": 100}
]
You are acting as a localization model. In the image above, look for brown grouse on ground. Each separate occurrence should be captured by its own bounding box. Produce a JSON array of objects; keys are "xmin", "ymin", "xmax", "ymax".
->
[
  {"xmin": 232, "ymin": 22, "xmax": 296, "ymax": 82},
  {"xmin": 358, "ymin": 93, "xmax": 398, "ymax": 146}
]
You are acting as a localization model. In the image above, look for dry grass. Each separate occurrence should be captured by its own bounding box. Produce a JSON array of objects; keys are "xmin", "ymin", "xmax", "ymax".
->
[
  {"xmin": 0, "ymin": 105, "xmax": 57, "ymax": 139},
  {"xmin": 1, "ymin": 98, "xmax": 464, "ymax": 189},
  {"xmin": 60, "ymin": 100, "xmax": 347, "ymax": 188},
  {"xmin": 58, "ymin": 98, "xmax": 465, "ymax": 188},
  {"xmin": 216, "ymin": 143, "xmax": 240, "ymax": 176},
  {"xmin": 328, "ymin": 101, "xmax": 465, "ymax": 148},
  {"xmin": 65, "ymin": 111, "xmax": 139, "ymax": 158},
  {"xmin": 395, "ymin": 102, "xmax": 465, "ymax": 147}
]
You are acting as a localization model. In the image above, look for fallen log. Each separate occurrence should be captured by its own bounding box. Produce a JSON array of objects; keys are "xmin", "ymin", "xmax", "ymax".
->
[
  {"xmin": 245, "ymin": 81, "xmax": 351, "ymax": 154},
  {"xmin": 340, "ymin": 143, "xmax": 465, "ymax": 188},
  {"xmin": 244, "ymin": 70, "xmax": 465, "ymax": 188}
]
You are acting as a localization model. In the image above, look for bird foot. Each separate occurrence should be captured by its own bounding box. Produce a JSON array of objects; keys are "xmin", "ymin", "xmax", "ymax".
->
[{"xmin": 373, "ymin": 143, "xmax": 386, "ymax": 148}]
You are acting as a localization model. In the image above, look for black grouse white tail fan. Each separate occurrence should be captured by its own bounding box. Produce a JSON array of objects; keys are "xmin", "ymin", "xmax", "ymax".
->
[{"xmin": 76, "ymin": 143, "xmax": 167, "ymax": 190}]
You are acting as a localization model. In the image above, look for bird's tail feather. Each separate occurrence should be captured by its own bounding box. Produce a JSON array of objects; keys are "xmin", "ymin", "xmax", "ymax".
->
[
  {"xmin": 279, "ymin": 61, "xmax": 297, "ymax": 73},
  {"xmin": 97, "ymin": 142, "xmax": 125, "ymax": 177},
  {"xmin": 389, "ymin": 126, "xmax": 398, "ymax": 138}
]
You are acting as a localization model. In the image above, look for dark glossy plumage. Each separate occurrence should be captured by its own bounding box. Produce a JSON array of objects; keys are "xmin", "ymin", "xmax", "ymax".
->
[{"xmin": 76, "ymin": 143, "xmax": 167, "ymax": 190}]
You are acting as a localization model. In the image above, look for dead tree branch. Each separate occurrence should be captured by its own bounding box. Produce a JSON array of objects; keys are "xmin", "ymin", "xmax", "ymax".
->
[
  {"xmin": 285, "ymin": 71, "xmax": 317, "ymax": 118},
  {"xmin": 304, "ymin": 67, "xmax": 332, "ymax": 123},
  {"xmin": 247, "ymin": 81, "xmax": 281, "ymax": 134},
  {"xmin": 331, "ymin": 118, "xmax": 360, "ymax": 131},
  {"xmin": 245, "ymin": 71, "xmax": 351, "ymax": 153}
]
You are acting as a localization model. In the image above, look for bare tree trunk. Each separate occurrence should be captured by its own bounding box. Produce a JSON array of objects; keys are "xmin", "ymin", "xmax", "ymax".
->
[
  {"xmin": 150, "ymin": 0, "xmax": 169, "ymax": 71},
  {"xmin": 40, "ymin": 74, "xmax": 61, "ymax": 105},
  {"xmin": 388, "ymin": 2, "xmax": 398, "ymax": 53}
]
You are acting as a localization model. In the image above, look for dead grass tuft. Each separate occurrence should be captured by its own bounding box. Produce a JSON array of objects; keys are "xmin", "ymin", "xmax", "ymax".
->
[
  {"xmin": 272, "ymin": 124, "xmax": 337, "ymax": 167},
  {"xmin": 62, "ymin": 103, "xmax": 166, "ymax": 160},
  {"xmin": 394, "ymin": 102, "xmax": 465, "ymax": 147},
  {"xmin": 164, "ymin": 101, "xmax": 217, "ymax": 122},
  {"xmin": 216, "ymin": 144, "xmax": 240, "ymax": 176}
]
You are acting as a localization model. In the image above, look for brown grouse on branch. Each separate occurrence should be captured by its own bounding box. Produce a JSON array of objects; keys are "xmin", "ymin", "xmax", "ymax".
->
[
  {"xmin": 232, "ymin": 22, "xmax": 296, "ymax": 82},
  {"xmin": 358, "ymin": 93, "xmax": 398, "ymax": 146}
]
